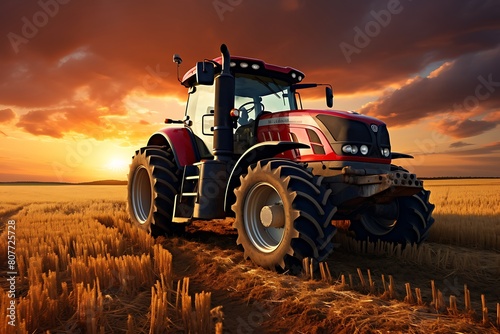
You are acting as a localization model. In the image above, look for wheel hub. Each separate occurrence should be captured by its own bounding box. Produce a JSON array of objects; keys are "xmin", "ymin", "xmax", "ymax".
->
[
  {"xmin": 260, "ymin": 204, "xmax": 285, "ymax": 228},
  {"xmin": 359, "ymin": 201, "xmax": 399, "ymax": 236},
  {"xmin": 243, "ymin": 182, "xmax": 285, "ymax": 253}
]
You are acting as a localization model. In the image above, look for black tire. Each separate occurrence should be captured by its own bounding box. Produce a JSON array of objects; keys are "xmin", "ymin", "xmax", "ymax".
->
[
  {"xmin": 349, "ymin": 189, "xmax": 435, "ymax": 244},
  {"xmin": 232, "ymin": 160, "xmax": 337, "ymax": 273},
  {"xmin": 127, "ymin": 146, "xmax": 185, "ymax": 236}
]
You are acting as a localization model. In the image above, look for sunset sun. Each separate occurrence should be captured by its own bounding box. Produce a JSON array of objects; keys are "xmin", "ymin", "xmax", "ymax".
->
[{"xmin": 106, "ymin": 157, "xmax": 129, "ymax": 172}]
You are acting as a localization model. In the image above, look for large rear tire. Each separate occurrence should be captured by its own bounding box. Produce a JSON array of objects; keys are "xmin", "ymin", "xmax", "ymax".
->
[
  {"xmin": 349, "ymin": 189, "xmax": 435, "ymax": 244},
  {"xmin": 232, "ymin": 160, "xmax": 337, "ymax": 273},
  {"xmin": 127, "ymin": 146, "xmax": 185, "ymax": 236}
]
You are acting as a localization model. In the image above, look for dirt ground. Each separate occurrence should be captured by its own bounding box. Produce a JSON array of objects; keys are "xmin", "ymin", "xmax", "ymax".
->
[{"xmin": 157, "ymin": 218, "xmax": 500, "ymax": 333}]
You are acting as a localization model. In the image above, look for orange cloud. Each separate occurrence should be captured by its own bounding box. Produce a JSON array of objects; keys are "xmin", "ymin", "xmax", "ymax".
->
[
  {"xmin": 449, "ymin": 141, "xmax": 473, "ymax": 149},
  {"xmin": 0, "ymin": 108, "xmax": 16, "ymax": 123},
  {"xmin": 434, "ymin": 118, "xmax": 497, "ymax": 139},
  {"xmin": 447, "ymin": 141, "xmax": 500, "ymax": 156}
]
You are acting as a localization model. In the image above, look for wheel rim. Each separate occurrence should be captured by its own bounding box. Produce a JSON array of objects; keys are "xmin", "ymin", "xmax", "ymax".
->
[
  {"xmin": 243, "ymin": 182, "xmax": 285, "ymax": 253},
  {"xmin": 131, "ymin": 166, "xmax": 152, "ymax": 224}
]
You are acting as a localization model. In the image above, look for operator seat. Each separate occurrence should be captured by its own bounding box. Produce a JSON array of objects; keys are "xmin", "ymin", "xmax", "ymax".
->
[
  {"xmin": 234, "ymin": 110, "xmax": 270, "ymax": 155},
  {"xmin": 234, "ymin": 121, "xmax": 256, "ymax": 155}
]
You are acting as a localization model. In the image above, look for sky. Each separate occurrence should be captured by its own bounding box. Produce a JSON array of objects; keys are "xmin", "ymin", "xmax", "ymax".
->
[{"xmin": 0, "ymin": 0, "xmax": 499, "ymax": 182}]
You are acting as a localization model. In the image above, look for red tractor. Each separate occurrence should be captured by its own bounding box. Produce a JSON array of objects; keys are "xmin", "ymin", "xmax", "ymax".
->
[{"xmin": 127, "ymin": 44, "xmax": 434, "ymax": 273}]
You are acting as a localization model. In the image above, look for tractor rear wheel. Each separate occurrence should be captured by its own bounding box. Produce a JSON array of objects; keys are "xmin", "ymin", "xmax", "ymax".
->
[
  {"xmin": 232, "ymin": 160, "xmax": 337, "ymax": 273},
  {"xmin": 349, "ymin": 189, "xmax": 435, "ymax": 244},
  {"xmin": 127, "ymin": 146, "xmax": 185, "ymax": 236}
]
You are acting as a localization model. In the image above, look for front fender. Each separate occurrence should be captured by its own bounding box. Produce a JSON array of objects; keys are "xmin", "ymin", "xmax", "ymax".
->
[
  {"xmin": 147, "ymin": 127, "xmax": 199, "ymax": 167},
  {"xmin": 224, "ymin": 141, "xmax": 309, "ymax": 213},
  {"xmin": 391, "ymin": 152, "xmax": 414, "ymax": 159}
]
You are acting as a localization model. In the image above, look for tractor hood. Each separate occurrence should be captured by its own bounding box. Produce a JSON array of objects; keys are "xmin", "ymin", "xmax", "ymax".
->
[{"xmin": 257, "ymin": 109, "xmax": 391, "ymax": 162}]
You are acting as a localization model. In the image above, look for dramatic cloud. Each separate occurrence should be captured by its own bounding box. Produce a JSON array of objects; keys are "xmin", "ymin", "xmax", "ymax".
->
[
  {"xmin": 485, "ymin": 111, "xmax": 500, "ymax": 122},
  {"xmin": 1, "ymin": 0, "xmax": 499, "ymax": 108},
  {"xmin": 0, "ymin": 108, "xmax": 16, "ymax": 123},
  {"xmin": 447, "ymin": 141, "xmax": 500, "ymax": 156},
  {"xmin": 360, "ymin": 47, "xmax": 500, "ymax": 132},
  {"xmin": 16, "ymin": 104, "xmax": 157, "ymax": 142},
  {"xmin": 449, "ymin": 141, "xmax": 473, "ymax": 149},
  {"xmin": 435, "ymin": 118, "xmax": 498, "ymax": 139}
]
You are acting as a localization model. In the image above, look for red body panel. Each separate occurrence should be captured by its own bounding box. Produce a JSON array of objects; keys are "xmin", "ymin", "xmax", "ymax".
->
[
  {"xmin": 150, "ymin": 127, "xmax": 198, "ymax": 166},
  {"xmin": 257, "ymin": 110, "xmax": 390, "ymax": 164}
]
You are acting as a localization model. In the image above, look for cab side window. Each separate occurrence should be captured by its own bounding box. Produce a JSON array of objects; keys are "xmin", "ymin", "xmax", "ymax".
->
[{"xmin": 186, "ymin": 84, "xmax": 215, "ymax": 152}]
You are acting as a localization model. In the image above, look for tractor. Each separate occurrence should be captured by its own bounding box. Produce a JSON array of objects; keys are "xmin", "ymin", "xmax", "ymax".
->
[{"xmin": 127, "ymin": 44, "xmax": 434, "ymax": 273}]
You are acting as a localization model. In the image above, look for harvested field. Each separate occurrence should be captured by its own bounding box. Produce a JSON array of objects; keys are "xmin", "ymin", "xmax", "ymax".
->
[{"xmin": 0, "ymin": 181, "xmax": 499, "ymax": 333}]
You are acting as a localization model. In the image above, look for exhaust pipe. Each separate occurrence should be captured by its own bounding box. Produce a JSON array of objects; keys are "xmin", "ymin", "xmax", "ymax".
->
[{"xmin": 213, "ymin": 44, "xmax": 235, "ymax": 162}]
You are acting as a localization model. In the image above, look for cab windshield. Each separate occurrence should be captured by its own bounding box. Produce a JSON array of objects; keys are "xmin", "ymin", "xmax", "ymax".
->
[{"xmin": 234, "ymin": 74, "xmax": 295, "ymax": 125}]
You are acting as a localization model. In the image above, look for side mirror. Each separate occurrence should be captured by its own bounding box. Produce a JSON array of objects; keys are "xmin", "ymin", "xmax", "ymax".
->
[
  {"xmin": 326, "ymin": 86, "xmax": 334, "ymax": 108},
  {"xmin": 196, "ymin": 61, "xmax": 215, "ymax": 85}
]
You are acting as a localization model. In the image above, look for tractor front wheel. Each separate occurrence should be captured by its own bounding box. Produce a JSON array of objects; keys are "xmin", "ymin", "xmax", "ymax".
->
[{"xmin": 232, "ymin": 160, "xmax": 337, "ymax": 273}]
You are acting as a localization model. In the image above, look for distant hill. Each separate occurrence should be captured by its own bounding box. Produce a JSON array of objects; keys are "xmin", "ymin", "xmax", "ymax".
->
[
  {"xmin": 0, "ymin": 181, "xmax": 68, "ymax": 186},
  {"xmin": 77, "ymin": 180, "xmax": 127, "ymax": 185}
]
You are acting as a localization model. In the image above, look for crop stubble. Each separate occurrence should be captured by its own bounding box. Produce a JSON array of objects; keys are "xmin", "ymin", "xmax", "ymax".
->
[{"xmin": 0, "ymin": 180, "xmax": 498, "ymax": 333}]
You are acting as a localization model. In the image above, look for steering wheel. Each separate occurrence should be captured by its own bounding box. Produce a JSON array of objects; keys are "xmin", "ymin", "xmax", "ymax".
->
[{"xmin": 237, "ymin": 101, "xmax": 265, "ymax": 113}]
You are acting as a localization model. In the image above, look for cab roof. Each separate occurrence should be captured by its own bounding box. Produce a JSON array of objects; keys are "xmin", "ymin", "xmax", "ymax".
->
[{"xmin": 181, "ymin": 56, "xmax": 306, "ymax": 87}]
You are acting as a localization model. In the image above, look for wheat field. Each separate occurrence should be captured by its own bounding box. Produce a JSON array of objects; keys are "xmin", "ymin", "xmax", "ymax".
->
[
  {"xmin": 0, "ymin": 187, "xmax": 222, "ymax": 333},
  {"xmin": 0, "ymin": 180, "xmax": 499, "ymax": 333},
  {"xmin": 425, "ymin": 179, "xmax": 500, "ymax": 250}
]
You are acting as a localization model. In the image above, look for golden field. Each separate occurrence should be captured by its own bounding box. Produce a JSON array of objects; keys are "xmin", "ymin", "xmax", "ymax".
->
[
  {"xmin": 0, "ymin": 180, "xmax": 499, "ymax": 333},
  {"xmin": 425, "ymin": 179, "xmax": 500, "ymax": 250},
  {"xmin": 0, "ymin": 186, "xmax": 221, "ymax": 333}
]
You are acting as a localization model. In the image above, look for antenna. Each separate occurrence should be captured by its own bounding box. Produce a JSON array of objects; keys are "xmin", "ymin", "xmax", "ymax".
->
[{"xmin": 173, "ymin": 54, "xmax": 183, "ymax": 83}]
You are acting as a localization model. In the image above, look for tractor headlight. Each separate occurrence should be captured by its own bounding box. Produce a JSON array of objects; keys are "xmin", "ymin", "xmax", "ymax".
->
[
  {"xmin": 342, "ymin": 144, "xmax": 359, "ymax": 154},
  {"xmin": 360, "ymin": 145, "xmax": 369, "ymax": 155},
  {"xmin": 342, "ymin": 145, "xmax": 353, "ymax": 154},
  {"xmin": 382, "ymin": 148, "xmax": 390, "ymax": 157}
]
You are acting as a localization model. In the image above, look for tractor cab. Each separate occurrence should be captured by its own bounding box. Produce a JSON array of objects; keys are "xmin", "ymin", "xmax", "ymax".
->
[{"xmin": 180, "ymin": 56, "xmax": 333, "ymax": 155}]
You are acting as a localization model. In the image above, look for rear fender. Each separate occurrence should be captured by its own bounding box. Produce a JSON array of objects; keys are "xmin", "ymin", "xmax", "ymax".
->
[
  {"xmin": 147, "ymin": 127, "xmax": 199, "ymax": 167},
  {"xmin": 224, "ymin": 141, "xmax": 309, "ymax": 213}
]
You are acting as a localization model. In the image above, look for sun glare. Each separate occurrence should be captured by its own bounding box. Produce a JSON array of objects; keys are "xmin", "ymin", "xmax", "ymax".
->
[{"xmin": 106, "ymin": 158, "xmax": 129, "ymax": 172}]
